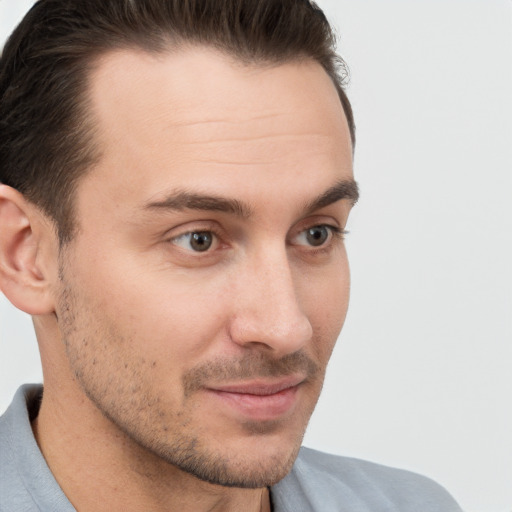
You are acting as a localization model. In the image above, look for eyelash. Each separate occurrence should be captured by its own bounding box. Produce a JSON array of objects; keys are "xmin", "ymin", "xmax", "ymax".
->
[
  {"xmin": 295, "ymin": 225, "xmax": 348, "ymax": 254},
  {"xmin": 317, "ymin": 225, "xmax": 347, "ymax": 240},
  {"xmin": 168, "ymin": 224, "xmax": 347, "ymax": 254}
]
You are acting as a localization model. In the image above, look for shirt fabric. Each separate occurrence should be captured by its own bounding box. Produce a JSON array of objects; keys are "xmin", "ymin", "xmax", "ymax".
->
[{"xmin": 0, "ymin": 385, "xmax": 463, "ymax": 512}]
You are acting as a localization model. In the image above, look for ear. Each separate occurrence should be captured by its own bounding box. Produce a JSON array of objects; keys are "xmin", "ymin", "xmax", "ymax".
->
[{"xmin": 0, "ymin": 185, "xmax": 57, "ymax": 315}]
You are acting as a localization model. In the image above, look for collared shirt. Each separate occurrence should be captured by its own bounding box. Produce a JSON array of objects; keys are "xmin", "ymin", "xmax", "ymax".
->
[{"xmin": 0, "ymin": 385, "xmax": 463, "ymax": 512}]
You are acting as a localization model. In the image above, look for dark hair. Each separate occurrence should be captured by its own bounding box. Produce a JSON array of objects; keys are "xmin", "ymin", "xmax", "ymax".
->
[{"xmin": 0, "ymin": 0, "xmax": 355, "ymax": 243}]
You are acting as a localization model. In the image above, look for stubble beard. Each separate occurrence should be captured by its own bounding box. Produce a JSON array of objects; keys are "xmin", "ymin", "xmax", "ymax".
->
[{"xmin": 56, "ymin": 265, "xmax": 325, "ymax": 489}]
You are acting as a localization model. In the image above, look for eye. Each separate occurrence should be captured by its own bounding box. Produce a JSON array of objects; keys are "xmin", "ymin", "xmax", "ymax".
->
[
  {"xmin": 293, "ymin": 225, "xmax": 342, "ymax": 248},
  {"xmin": 171, "ymin": 231, "xmax": 215, "ymax": 252},
  {"xmin": 305, "ymin": 226, "xmax": 330, "ymax": 246}
]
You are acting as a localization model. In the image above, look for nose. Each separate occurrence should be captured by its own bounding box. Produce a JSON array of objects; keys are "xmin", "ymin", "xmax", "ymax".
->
[{"xmin": 228, "ymin": 248, "xmax": 313, "ymax": 357}]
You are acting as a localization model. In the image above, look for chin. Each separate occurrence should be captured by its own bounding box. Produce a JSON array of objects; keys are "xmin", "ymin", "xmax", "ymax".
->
[
  {"xmin": 140, "ymin": 424, "xmax": 304, "ymax": 489},
  {"xmin": 174, "ymin": 443, "xmax": 302, "ymax": 488}
]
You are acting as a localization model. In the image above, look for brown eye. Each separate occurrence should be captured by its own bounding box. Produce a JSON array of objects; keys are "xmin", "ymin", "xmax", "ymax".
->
[
  {"xmin": 305, "ymin": 226, "xmax": 330, "ymax": 246},
  {"xmin": 172, "ymin": 231, "xmax": 215, "ymax": 252},
  {"xmin": 189, "ymin": 232, "xmax": 213, "ymax": 252}
]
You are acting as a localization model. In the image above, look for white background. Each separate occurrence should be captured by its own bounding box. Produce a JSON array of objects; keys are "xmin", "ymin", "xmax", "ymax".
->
[{"xmin": 1, "ymin": 1, "xmax": 511, "ymax": 511}]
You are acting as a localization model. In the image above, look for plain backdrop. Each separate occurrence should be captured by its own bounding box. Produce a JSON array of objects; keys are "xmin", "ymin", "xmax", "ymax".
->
[{"xmin": 1, "ymin": 1, "xmax": 511, "ymax": 511}]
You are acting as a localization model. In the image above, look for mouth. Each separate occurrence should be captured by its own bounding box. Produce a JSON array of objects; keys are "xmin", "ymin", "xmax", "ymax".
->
[{"xmin": 205, "ymin": 376, "xmax": 305, "ymax": 421}]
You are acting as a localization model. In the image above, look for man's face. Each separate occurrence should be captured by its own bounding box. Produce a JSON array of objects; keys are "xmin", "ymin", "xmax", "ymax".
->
[{"xmin": 55, "ymin": 48, "xmax": 355, "ymax": 487}]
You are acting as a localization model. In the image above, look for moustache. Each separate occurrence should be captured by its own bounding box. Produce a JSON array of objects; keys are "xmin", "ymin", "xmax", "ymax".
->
[{"xmin": 183, "ymin": 351, "xmax": 320, "ymax": 397}]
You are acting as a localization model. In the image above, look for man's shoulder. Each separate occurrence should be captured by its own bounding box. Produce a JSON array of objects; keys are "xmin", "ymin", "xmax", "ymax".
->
[
  {"xmin": 271, "ymin": 447, "xmax": 463, "ymax": 512},
  {"xmin": 0, "ymin": 385, "xmax": 74, "ymax": 512}
]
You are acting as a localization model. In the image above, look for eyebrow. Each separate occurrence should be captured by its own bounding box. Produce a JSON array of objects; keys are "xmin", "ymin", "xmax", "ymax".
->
[
  {"xmin": 144, "ymin": 179, "xmax": 359, "ymax": 218},
  {"xmin": 145, "ymin": 191, "xmax": 253, "ymax": 218},
  {"xmin": 303, "ymin": 179, "xmax": 359, "ymax": 213}
]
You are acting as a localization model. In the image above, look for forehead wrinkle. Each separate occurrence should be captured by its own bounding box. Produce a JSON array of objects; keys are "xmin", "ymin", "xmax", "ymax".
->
[
  {"xmin": 181, "ymin": 132, "xmax": 333, "ymax": 145},
  {"xmin": 168, "ymin": 111, "xmax": 290, "ymax": 128},
  {"xmin": 188, "ymin": 158, "xmax": 276, "ymax": 166},
  {"xmin": 168, "ymin": 110, "xmax": 331, "ymax": 146}
]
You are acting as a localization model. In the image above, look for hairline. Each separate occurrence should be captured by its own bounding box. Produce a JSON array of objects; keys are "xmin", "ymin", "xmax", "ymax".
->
[{"xmin": 58, "ymin": 41, "xmax": 354, "ymax": 247}]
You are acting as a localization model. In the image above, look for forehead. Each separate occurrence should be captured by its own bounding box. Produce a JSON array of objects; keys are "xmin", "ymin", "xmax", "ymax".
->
[{"xmin": 80, "ymin": 47, "xmax": 352, "ymax": 215}]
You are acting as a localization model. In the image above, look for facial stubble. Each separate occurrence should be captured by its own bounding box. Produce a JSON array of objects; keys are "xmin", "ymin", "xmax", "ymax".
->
[{"xmin": 56, "ymin": 263, "xmax": 327, "ymax": 488}]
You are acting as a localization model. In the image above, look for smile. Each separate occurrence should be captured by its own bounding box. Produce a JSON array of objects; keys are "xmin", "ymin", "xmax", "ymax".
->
[{"xmin": 205, "ymin": 376, "xmax": 305, "ymax": 421}]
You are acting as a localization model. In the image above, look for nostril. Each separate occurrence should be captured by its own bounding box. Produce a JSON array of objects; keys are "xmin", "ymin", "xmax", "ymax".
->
[{"xmin": 228, "ymin": 255, "xmax": 313, "ymax": 353}]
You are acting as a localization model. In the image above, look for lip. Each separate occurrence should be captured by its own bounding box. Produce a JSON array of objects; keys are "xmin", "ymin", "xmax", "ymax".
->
[{"xmin": 205, "ymin": 376, "xmax": 305, "ymax": 421}]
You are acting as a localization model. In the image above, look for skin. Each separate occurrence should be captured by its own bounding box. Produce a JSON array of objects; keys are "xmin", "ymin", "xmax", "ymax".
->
[{"xmin": 0, "ymin": 47, "xmax": 355, "ymax": 512}]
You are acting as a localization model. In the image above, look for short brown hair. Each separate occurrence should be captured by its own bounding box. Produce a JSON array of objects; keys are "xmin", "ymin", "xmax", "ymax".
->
[{"xmin": 0, "ymin": 0, "xmax": 355, "ymax": 243}]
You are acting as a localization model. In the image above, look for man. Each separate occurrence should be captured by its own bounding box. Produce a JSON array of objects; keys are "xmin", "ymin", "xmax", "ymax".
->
[{"xmin": 0, "ymin": 1, "xmax": 462, "ymax": 510}]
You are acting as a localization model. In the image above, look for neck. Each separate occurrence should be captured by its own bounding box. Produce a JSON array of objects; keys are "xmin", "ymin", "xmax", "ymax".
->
[{"xmin": 32, "ymin": 383, "xmax": 272, "ymax": 512}]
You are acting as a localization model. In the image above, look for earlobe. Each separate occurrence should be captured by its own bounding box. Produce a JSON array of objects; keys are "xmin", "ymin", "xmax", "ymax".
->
[{"xmin": 0, "ymin": 185, "xmax": 56, "ymax": 315}]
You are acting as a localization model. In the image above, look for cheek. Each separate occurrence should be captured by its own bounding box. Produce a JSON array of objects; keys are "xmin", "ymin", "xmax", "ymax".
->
[
  {"xmin": 297, "ymin": 258, "xmax": 350, "ymax": 355},
  {"xmin": 74, "ymin": 257, "xmax": 233, "ymax": 364}
]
